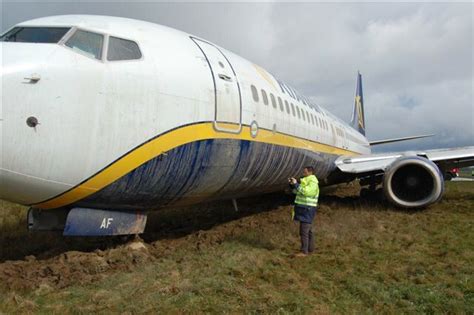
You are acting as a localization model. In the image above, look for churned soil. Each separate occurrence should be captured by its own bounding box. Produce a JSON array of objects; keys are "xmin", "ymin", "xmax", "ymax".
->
[{"xmin": 0, "ymin": 189, "xmax": 305, "ymax": 291}]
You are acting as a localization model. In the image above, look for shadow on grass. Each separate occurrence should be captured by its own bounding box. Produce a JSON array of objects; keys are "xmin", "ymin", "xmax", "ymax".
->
[
  {"xmin": 320, "ymin": 193, "xmax": 425, "ymax": 215},
  {"xmin": 224, "ymin": 232, "xmax": 277, "ymax": 251}
]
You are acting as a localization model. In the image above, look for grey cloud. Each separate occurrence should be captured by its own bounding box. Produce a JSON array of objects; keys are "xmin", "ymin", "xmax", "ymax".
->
[{"xmin": 264, "ymin": 3, "xmax": 472, "ymax": 152}]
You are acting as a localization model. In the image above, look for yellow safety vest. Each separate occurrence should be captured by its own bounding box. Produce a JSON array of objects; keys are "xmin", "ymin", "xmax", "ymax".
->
[{"xmin": 293, "ymin": 175, "xmax": 319, "ymax": 207}]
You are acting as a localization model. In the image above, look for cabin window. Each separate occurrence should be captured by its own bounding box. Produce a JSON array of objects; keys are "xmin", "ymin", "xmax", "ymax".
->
[
  {"xmin": 310, "ymin": 114, "xmax": 315, "ymax": 125},
  {"xmin": 301, "ymin": 108, "xmax": 305, "ymax": 121},
  {"xmin": 296, "ymin": 106, "xmax": 301, "ymax": 119},
  {"xmin": 65, "ymin": 30, "xmax": 104, "ymax": 60},
  {"xmin": 270, "ymin": 93, "xmax": 277, "ymax": 109},
  {"xmin": 0, "ymin": 27, "xmax": 71, "ymax": 43},
  {"xmin": 285, "ymin": 100, "xmax": 290, "ymax": 114},
  {"xmin": 277, "ymin": 97, "xmax": 284, "ymax": 112},
  {"xmin": 107, "ymin": 36, "xmax": 142, "ymax": 61},
  {"xmin": 306, "ymin": 111, "xmax": 310, "ymax": 123},
  {"xmin": 290, "ymin": 103, "xmax": 296, "ymax": 116},
  {"xmin": 261, "ymin": 89, "xmax": 269, "ymax": 105},
  {"xmin": 251, "ymin": 85, "xmax": 259, "ymax": 102}
]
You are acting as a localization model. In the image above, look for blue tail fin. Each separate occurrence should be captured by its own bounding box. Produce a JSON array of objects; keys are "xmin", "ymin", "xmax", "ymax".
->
[{"xmin": 350, "ymin": 72, "xmax": 366, "ymax": 135}]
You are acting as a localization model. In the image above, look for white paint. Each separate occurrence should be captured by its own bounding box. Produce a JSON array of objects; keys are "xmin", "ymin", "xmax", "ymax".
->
[{"xmin": 100, "ymin": 217, "xmax": 113, "ymax": 229}]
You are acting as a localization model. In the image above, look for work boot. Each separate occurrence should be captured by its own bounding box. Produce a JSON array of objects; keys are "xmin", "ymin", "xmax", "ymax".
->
[{"xmin": 294, "ymin": 252, "xmax": 308, "ymax": 258}]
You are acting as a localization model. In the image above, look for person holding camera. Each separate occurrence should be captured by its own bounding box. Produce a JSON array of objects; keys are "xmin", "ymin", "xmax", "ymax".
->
[{"xmin": 288, "ymin": 166, "xmax": 319, "ymax": 257}]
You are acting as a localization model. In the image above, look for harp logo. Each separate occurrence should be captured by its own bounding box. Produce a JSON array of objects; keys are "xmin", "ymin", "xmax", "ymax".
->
[{"xmin": 355, "ymin": 95, "xmax": 364, "ymax": 129}]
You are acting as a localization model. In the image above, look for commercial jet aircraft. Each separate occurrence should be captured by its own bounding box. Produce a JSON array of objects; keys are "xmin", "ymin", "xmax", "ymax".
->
[{"xmin": 1, "ymin": 15, "xmax": 473, "ymax": 236}]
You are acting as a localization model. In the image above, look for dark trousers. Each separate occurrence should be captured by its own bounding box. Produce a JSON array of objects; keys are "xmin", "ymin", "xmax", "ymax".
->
[{"xmin": 299, "ymin": 222, "xmax": 315, "ymax": 254}]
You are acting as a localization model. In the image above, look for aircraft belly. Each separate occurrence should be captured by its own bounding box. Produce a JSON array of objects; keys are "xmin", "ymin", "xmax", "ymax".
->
[{"xmin": 75, "ymin": 139, "xmax": 338, "ymax": 211}]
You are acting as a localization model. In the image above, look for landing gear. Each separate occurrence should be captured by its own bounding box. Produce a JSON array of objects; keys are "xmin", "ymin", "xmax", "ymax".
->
[
  {"xmin": 444, "ymin": 172, "xmax": 453, "ymax": 181},
  {"xmin": 360, "ymin": 187, "xmax": 384, "ymax": 201},
  {"xmin": 232, "ymin": 198, "xmax": 239, "ymax": 212},
  {"xmin": 360, "ymin": 188, "xmax": 371, "ymax": 198},
  {"xmin": 359, "ymin": 174, "xmax": 384, "ymax": 201}
]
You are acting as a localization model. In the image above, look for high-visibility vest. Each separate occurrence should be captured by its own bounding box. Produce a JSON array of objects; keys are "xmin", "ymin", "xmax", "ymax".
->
[{"xmin": 293, "ymin": 175, "xmax": 319, "ymax": 207}]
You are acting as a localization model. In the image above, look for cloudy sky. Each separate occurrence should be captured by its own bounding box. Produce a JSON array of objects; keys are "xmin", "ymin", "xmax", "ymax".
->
[{"xmin": 2, "ymin": 1, "xmax": 472, "ymax": 152}]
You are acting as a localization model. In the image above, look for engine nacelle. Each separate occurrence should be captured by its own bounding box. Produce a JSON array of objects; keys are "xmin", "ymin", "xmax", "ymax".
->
[{"xmin": 383, "ymin": 156, "xmax": 445, "ymax": 208}]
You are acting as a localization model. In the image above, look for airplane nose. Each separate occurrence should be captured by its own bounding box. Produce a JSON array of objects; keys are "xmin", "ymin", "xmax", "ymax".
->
[{"xmin": 0, "ymin": 42, "xmax": 71, "ymax": 206}]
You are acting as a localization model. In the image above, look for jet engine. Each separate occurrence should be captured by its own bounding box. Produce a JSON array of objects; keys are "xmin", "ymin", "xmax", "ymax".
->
[{"xmin": 383, "ymin": 156, "xmax": 444, "ymax": 208}]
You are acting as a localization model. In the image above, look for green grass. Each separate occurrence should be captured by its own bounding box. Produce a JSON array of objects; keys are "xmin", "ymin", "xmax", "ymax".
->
[{"xmin": 0, "ymin": 182, "xmax": 473, "ymax": 314}]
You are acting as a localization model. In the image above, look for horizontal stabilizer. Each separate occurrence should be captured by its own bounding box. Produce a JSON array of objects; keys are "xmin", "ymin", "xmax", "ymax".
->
[{"xmin": 370, "ymin": 134, "xmax": 435, "ymax": 146}]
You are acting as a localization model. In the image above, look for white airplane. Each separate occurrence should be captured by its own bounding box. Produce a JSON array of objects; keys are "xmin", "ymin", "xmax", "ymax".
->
[{"xmin": 1, "ymin": 15, "xmax": 473, "ymax": 236}]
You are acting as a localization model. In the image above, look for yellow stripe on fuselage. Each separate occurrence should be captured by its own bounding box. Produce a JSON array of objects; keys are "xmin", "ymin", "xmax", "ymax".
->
[{"xmin": 33, "ymin": 122, "xmax": 360, "ymax": 209}]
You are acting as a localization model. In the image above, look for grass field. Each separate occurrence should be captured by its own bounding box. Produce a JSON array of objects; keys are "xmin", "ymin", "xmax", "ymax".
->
[{"xmin": 0, "ymin": 182, "xmax": 473, "ymax": 314}]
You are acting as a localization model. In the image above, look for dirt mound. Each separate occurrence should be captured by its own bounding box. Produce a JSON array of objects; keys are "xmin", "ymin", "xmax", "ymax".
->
[
  {"xmin": 0, "ymin": 240, "xmax": 154, "ymax": 290},
  {"xmin": 0, "ymin": 215, "xmax": 278, "ymax": 291}
]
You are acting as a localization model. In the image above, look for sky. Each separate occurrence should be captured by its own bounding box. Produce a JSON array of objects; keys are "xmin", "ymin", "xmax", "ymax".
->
[{"xmin": 2, "ymin": 1, "xmax": 473, "ymax": 153}]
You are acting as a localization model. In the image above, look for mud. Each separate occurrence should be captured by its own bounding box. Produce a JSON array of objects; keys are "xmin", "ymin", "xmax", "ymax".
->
[{"xmin": 0, "ymin": 190, "xmax": 306, "ymax": 292}]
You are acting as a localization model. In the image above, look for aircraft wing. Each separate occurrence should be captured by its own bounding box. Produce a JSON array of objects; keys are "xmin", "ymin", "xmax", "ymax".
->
[
  {"xmin": 369, "ymin": 134, "xmax": 435, "ymax": 146},
  {"xmin": 336, "ymin": 146, "xmax": 474, "ymax": 175}
]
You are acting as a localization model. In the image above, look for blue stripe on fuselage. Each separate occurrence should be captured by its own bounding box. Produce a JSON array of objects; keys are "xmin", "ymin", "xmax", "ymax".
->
[{"xmin": 75, "ymin": 138, "xmax": 338, "ymax": 210}]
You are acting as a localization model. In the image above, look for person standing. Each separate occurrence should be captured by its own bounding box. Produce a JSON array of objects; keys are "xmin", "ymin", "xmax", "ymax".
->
[{"xmin": 289, "ymin": 166, "xmax": 319, "ymax": 257}]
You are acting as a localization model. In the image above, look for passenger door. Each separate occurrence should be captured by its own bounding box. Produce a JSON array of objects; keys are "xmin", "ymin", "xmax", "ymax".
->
[{"xmin": 191, "ymin": 37, "xmax": 242, "ymax": 134}]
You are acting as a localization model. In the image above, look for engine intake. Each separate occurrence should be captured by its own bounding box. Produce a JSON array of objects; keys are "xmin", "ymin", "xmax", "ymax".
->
[{"xmin": 383, "ymin": 156, "xmax": 444, "ymax": 208}]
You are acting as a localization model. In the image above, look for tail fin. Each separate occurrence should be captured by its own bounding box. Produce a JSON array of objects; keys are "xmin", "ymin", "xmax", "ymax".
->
[{"xmin": 350, "ymin": 72, "xmax": 366, "ymax": 135}]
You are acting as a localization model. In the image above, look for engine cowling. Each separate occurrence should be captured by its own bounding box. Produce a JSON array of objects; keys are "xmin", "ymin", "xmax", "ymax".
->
[{"xmin": 383, "ymin": 156, "xmax": 445, "ymax": 208}]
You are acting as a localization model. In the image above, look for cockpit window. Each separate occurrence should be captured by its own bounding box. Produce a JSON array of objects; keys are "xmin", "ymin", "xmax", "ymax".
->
[
  {"xmin": 107, "ymin": 36, "xmax": 142, "ymax": 61},
  {"xmin": 0, "ymin": 27, "xmax": 70, "ymax": 43},
  {"xmin": 65, "ymin": 30, "xmax": 104, "ymax": 60}
]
